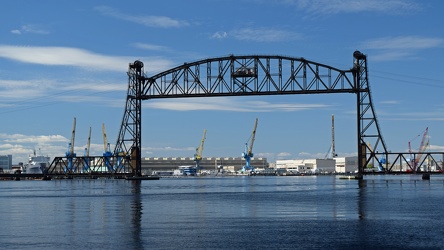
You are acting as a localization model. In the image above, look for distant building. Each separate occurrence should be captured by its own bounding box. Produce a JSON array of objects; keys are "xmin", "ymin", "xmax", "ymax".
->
[
  {"xmin": 142, "ymin": 157, "xmax": 268, "ymax": 174},
  {"xmin": 276, "ymin": 158, "xmax": 336, "ymax": 173},
  {"xmin": 0, "ymin": 155, "xmax": 12, "ymax": 170},
  {"xmin": 334, "ymin": 156, "xmax": 358, "ymax": 173}
]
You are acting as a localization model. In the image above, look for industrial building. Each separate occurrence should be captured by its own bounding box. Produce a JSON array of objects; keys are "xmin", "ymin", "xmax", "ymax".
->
[
  {"xmin": 142, "ymin": 157, "xmax": 268, "ymax": 175},
  {"xmin": 276, "ymin": 158, "xmax": 336, "ymax": 174},
  {"xmin": 275, "ymin": 156, "xmax": 358, "ymax": 174},
  {"xmin": 334, "ymin": 156, "xmax": 359, "ymax": 173},
  {"xmin": 0, "ymin": 155, "xmax": 12, "ymax": 171}
]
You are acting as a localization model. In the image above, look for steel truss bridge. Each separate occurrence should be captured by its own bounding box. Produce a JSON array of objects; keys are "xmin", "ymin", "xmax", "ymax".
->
[{"xmin": 45, "ymin": 51, "xmax": 443, "ymax": 178}]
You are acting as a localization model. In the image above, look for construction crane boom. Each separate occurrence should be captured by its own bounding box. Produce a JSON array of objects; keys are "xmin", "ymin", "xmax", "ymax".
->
[
  {"xmin": 102, "ymin": 123, "xmax": 109, "ymax": 152},
  {"xmin": 193, "ymin": 129, "xmax": 207, "ymax": 171},
  {"xmin": 247, "ymin": 118, "xmax": 258, "ymax": 156},
  {"xmin": 416, "ymin": 127, "xmax": 429, "ymax": 170},
  {"xmin": 408, "ymin": 127, "xmax": 429, "ymax": 171},
  {"xmin": 65, "ymin": 117, "xmax": 77, "ymax": 172},
  {"xmin": 195, "ymin": 129, "xmax": 206, "ymax": 161},
  {"xmin": 69, "ymin": 117, "xmax": 76, "ymax": 155},
  {"xmin": 85, "ymin": 127, "xmax": 91, "ymax": 157},
  {"xmin": 242, "ymin": 118, "xmax": 258, "ymax": 173}
]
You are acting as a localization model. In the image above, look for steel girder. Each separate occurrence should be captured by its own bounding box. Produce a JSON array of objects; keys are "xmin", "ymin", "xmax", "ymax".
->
[{"xmin": 115, "ymin": 52, "xmax": 388, "ymax": 177}]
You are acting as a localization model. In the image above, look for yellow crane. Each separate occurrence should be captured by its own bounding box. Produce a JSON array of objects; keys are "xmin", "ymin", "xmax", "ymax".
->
[
  {"xmin": 194, "ymin": 129, "xmax": 207, "ymax": 170},
  {"xmin": 83, "ymin": 127, "xmax": 91, "ymax": 172}
]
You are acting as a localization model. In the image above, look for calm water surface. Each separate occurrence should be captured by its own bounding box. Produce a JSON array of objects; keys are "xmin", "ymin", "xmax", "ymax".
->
[{"xmin": 1, "ymin": 175, "xmax": 443, "ymax": 249}]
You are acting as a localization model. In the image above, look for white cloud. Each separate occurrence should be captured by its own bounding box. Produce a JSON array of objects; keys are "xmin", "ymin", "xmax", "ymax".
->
[
  {"xmin": 231, "ymin": 28, "xmax": 302, "ymax": 42},
  {"xmin": 428, "ymin": 145, "xmax": 444, "ymax": 151},
  {"xmin": 211, "ymin": 31, "xmax": 228, "ymax": 39},
  {"xmin": 145, "ymin": 146, "xmax": 195, "ymax": 151},
  {"xmin": 277, "ymin": 152, "xmax": 292, "ymax": 157},
  {"xmin": 362, "ymin": 36, "xmax": 444, "ymax": 50},
  {"xmin": 209, "ymin": 28, "xmax": 301, "ymax": 42},
  {"xmin": 10, "ymin": 24, "xmax": 50, "ymax": 35},
  {"xmin": 286, "ymin": 0, "xmax": 420, "ymax": 14},
  {"xmin": 0, "ymin": 79, "xmax": 52, "ymax": 99},
  {"xmin": 0, "ymin": 45, "xmax": 174, "ymax": 73},
  {"xmin": 133, "ymin": 43, "xmax": 171, "ymax": 52},
  {"xmin": 144, "ymin": 97, "xmax": 330, "ymax": 112},
  {"xmin": 95, "ymin": 6, "xmax": 189, "ymax": 28},
  {"xmin": 380, "ymin": 100, "xmax": 400, "ymax": 105},
  {"xmin": 0, "ymin": 133, "xmax": 70, "ymax": 163},
  {"xmin": 0, "ymin": 133, "xmax": 68, "ymax": 143},
  {"xmin": 358, "ymin": 36, "xmax": 444, "ymax": 61}
]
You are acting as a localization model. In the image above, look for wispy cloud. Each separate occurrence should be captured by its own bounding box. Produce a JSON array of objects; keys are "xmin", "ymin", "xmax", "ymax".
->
[
  {"xmin": 211, "ymin": 31, "xmax": 228, "ymax": 39},
  {"xmin": 132, "ymin": 43, "xmax": 172, "ymax": 52},
  {"xmin": 380, "ymin": 100, "xmax": 400, "ymax": 105},
  {"xmin": 428, "ymin": 145, "xmax": 444, "ymax": 151},
  {"xmin": 359, "ymin": 36, "xmax": 444, "ymax": 61},
  {"xmin": 0, "ymin": 45, "xmax": 174, "ymax": 73},
  {"xmin": 381, "ymin": 110, "xmax": 444, "ymax": 121},
  {"xmin": 233, "ymin": 28, "xmax": 302, "ymax": 42},
  {"xmin": 0, "ymin": 78, "xmax": 127, "ymax": 113},
  {"xmin": 0, "ymin": 79, "xmax": 52, "ymax": 99},
  {"xmin": 211, "ymin": 28, "xmax": 302, "ymax": 42},
  {"xmin": 362, "ymin": 36, "xmax": 443, "ymax": 50},
  {"xmin": 0, "ymin": 133, "xmax": 68, "ymax": 144},
  {"xmin": 95, "ymin": 6, "xmax": 189, "ymax": 28},
  {"xmin": 145, "ymin": 146, "xmax": 195, "ymax": 151},
  {"xmin": 144, "ymin": 97, "xmax": 330, "ymax": 112},
  {"xmin": 0, "ymin": 133, "xmax": 69, "ymax": 163},
  {"xmin": 285, "ymin": 0, "xmax": 421, "ymax": 15},
  {"xmin": 10, "ymin": 24, "xmax": 50, "ymax": 35},
  {"xmin": 0, "ymin": 133, "xmax": 120, "ymax": 164}
]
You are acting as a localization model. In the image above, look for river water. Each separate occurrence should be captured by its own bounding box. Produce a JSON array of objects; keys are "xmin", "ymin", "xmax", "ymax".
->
[{"xmin": 0, "ymin": 175, "xmax": 443, "ymax": 249}]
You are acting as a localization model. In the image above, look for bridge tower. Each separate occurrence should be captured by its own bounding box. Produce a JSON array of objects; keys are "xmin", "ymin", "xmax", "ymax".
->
[
  {"xmin": 352, "ymin": 51, "xmax": 388, "ymax": 177},
  {"xmin": 114, "ymin": 60, "xmax": 144, "ymax": 176}
]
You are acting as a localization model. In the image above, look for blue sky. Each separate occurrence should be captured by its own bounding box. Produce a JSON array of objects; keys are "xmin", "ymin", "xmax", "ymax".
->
[{"xmin": 1, "ymin": 0, "xmax": 444, "ymax": 164}]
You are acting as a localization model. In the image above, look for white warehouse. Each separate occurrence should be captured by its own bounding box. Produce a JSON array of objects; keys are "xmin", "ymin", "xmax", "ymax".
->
[
  {"xmin": 276, "ymin": 156, "xmax": 358, "ymax": 174},
  {"xmin": 276, "ymin": 158, "xmax": 336, "ymax": 173},
  {"xmin": 334, "ymin": 156, "xmax": 358, "ymax": 173}
]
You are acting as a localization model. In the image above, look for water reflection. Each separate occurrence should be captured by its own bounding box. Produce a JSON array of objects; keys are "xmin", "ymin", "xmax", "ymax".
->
[
  {"xmin": 130, "ymin": 180, "xmax": 143, "ymax": 249},
  {"xmin": 357, "ymin": 179, "xmax": 367, "ymax": 220}
]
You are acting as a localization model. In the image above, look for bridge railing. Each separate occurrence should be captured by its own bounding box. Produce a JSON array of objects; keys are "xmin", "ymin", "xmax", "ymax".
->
[{"xmin": 366, "ymin": 152, "xmax": 443, "ymax": 173}]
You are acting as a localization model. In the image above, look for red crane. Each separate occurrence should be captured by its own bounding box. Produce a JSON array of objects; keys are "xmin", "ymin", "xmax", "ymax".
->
[{"xmin": 408, "ymin": 127, "xmax": 429, "ymax": 171}]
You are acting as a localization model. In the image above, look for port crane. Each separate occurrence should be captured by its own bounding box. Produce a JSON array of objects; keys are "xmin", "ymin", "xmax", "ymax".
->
[
  {"xmin": 408, "ymin": 127, "xmax": 429, "ymax": 171},
  {"xmin": 324, "ymin": 114, "xmax": 338, "ymax": 159},
  {"xmin": 241, "ymin": 118, "xmax": 258, "ymax": 173},
  {"xmin": 367, "ymin": 142, "xmax": 385, "ymax": 172},
  {"xmin": 193, "ymin": 129, "xmax": 206, "ymax": 171},
  {"xmin": 102, "ymin": 123, "xmax": 114, "ymax": 172},
  {"xmin": 83, "ymin": 127, "xmax": 91, "ymax": 172},
  {"xmin": 65, "ymin": 117, "xmax": 77, "ymax": 172}
]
